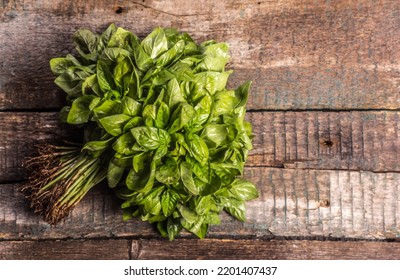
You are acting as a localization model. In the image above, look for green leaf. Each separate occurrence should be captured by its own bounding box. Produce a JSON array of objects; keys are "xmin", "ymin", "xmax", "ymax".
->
[
  {"xmin": 165, "ymin": 78, "xmax": 186, "ymax": 110},
  {"xmin": 167, "ymin": 217, "xmax": 182, "ymax": 240},
  {"xmin": 156, "ymin": 39, "xmax": 185, "ymax": 66},
  {"xmin": 199, "ymin": 172, "xmax": 221, "ymax": 195},
  {"xmin": 234, "ymin": 81, "xmax": 251, "ymax": 109},
  {"xmin": 126, "ymin": 161, "xmax": 156, "ymax": 191},
  {"xmin": 194, "ymin": 195, "xmax": 211, "ymax": 215},
  {"xmin": 54, "ymin": 68, "xmax": 91, "ymax": 97},
  {"xmin": 180, "ymin": 161, "xmax": 199, "ymax": 195},
  {"xmin": 101, "ymin": 47, "xmax": 131, "ymax": 64},
  {"xmin": 191, "ymin": 94, "xmax": 212, "ymax": 126},
  {"xmin": 185, "ymin": 134, "xmax": 209, "ymax": 165},
  {"xmin": 228, "ymin": 179, "xmax": 258, "ymax": 201},
  {"xmin": 177, "ymin": 204, "xmax": 199, "ymax": 224},
  {"xmin": 131, "ymin": 126, "xmax": 170, "ymax": 151},
  {"xmin": 82, "ymin": 74, "xmax": 102, "ymax": 96},
  {"xmin": 112, "ymin": 132, "xmax": 136, "ymax": 155},
  {"xmin": 201, "ymin": 124, "xmax": 228, "ymax": 148},
  {"xmin": 222, "ymin": 197, "xmax": 246, "ymax": 222},
  {"xmin": 133, "ymin": 151, "xmax": 152, "ymax": 173},
  {"xmin": 100, "ymin": 114, "xmax": 132, "ymax": 136},
  {"xmin": 141, "ymin": 27, "xmax": 169, "ymax": 59},
  {"xmin": 67, "ymin": 95, "xmax": 95, "ymax": 124},
  {"xmin": 131, "ymin": 35, "xmax": 154, "ymax": 72},
  {"xmin": 82, "ymin": 137, "xmax": 114, "ymax": 154},
  {"xmin": 161, "ymin": 189, "xmax": 180, "ymax": 216},
  {"xmin": 194, "ymin": 71, "xmax": 232, "ymax": 95},
  {"xmin": 156, "ymin": 157, "xmax": 180, "ymax": 185},
  {"xmin": 74, "ymin": 28, "xmax": 98, "ymax": 58},
  {"xmin": 107, "ymin": 27, "xmax": 132, "ymax": 49},
  {"xmin": 155, "ymin": 102, "xmax": 170, "ymax": 129},
  {"xmin": 113, "ymin": 57, "xmax": 132, "ymax": 88},
  {"xmin": 123, "ymin": 116, "xmax": 143, "ymax": 133},
  {"xmin": 213, "ymin": 90, "xmax": 237, "ymax": 116},
  {"xmin": 50, "ymin": 57, "xmax": 76, "ymax": 75},
  {"xmin": 107, "ymin": 160, "xmax": 125, "ymax": 188},
  {"xmin": 97, "ymin": 60, "xmax": 115, "ymax": 92},
  {"xmin": 168, "ymin": 102, "xmax": 195, "ymax": 134},
  {"xmin": 142, "ymin": 186, "xmax": 164, "ymax": 215},
  {"xmin": 121, "ymin": 96, "xmax": 142, "ymax": 117},
  {"xmin": 92, "ymin": 99, "xmax": 120, "ymax": 119},
  {"xmin": 198, "ymin": 42, "xmax": 230, "ymax": 71},
  {"xmin": 97, "ymin": 23, "xmax": 117, "ymax": 52}
]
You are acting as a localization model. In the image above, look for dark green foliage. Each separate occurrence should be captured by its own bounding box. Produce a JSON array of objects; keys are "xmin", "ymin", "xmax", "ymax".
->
[{"xmin": 48, "ymin": 24, "xmax": 258, "ymax": 239}]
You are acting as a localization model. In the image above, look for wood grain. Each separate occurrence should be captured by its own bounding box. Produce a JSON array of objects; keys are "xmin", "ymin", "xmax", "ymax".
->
[
  {"xmin": 0, "ymin": 239, "xmax": 130, "ymax": 260},
  {"xmin": 248, "ymin": 111, "xmax": 400, "ymax": 171},
  {"xmin": 133, "ymin": 239, "xmax": 400, "ymax": 260},
  {"xmin": 0, "ymin": 112, "xmax": 78, "ymax": 182},
  {"xmin": 1, "ymin": 238, "xmax": 399, "ymax": 260},
  {"xmin": 1, "ymin": 111, "xmax": 398, "ymax": 182},
  {"xmin": 1, "ymin": 168, "xmax": 399, "ymax": 240},
  {"xmin": 1, "ymin": 0, "xmax": 399, "ymax": 110}
]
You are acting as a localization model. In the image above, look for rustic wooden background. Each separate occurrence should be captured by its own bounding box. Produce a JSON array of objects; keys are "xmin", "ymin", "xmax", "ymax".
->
[{"xmin": 1, "ymin": 0, "xmax": 400, "ymax": 259}]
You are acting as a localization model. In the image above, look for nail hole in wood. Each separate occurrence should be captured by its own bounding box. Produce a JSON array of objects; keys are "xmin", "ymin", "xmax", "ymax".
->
[
  {"xmin": 319, "ymin": 199, "xmax": 330, "ymax": 208},
  {"xmin": 323, "ymin": 140, "xmax": 333, "ymax": 147},
  {"xmin": 115, "ymin": 6, "xmax": 123, "ymax": 14}
]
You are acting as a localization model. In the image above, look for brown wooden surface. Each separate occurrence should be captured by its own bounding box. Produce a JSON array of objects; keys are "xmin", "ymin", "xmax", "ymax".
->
[
  {"xmin": 1, "ymin": 0, "xmax": 400, "ymax": 110},
  {"xmin": 1, "ymin": 239, "xmax": 399, "ymax": 260},
  {"xmin": 1, "ymin": 0, "xmax": 399, "ymax": 259}
]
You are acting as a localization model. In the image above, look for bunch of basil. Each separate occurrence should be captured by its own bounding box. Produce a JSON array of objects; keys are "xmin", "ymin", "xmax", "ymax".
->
[{"xmin": 29, "ymin": 24, "xmax": 257, "ymax": 239}]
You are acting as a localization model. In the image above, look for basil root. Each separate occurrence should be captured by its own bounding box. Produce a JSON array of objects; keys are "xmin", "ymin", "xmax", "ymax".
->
[{"xmin": 23, "ymin": 24, "xmax": 258, "ymax": 239}]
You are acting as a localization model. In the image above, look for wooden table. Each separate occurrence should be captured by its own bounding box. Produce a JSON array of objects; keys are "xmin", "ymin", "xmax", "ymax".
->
[{"xmin": 1, "ymin": 0, "xmax": 400, "ymax": 259}]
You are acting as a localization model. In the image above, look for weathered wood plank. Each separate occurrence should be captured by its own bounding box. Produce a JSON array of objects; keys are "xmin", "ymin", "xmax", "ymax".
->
[
  {"xmin": 248, "ymin": 111, "xmax": 400, "ymax": 171},
  {"xmin": 1, "ymin": 0, "xmax": 399, "ymax": 110},
  {"xmin": 0, "ymin": 113, "xmax": 78, "ymax": 181},
  {"xmin": 0, "ymin": 239, "xmax": 130, "ymax": 260},
  {"xmin": 133, "ymin": 239, "xmax": 400, "ymax": 260},
  {"xmin": 1, "ymin": 111, "xmax": 398, "ymax": 182},
  {"xmin": 1, "ymin": 168, "xmax": 399, "ymax": 240},
  {"xmin": 1, "ymin": 238, "xmax": 399, "ymax": 260}
]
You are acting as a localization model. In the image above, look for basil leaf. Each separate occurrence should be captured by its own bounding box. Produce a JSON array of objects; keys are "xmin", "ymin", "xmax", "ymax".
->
[
  {"xmin": 201, "ymin": 124, "xmax": 228, "ymax": 148},
  {"xmin": 100, "ymin": 114, "xmax": 132, "ymax": 136},
  {"xmin": 161, "ymin": 189, "xmax": 180, "ymax": 216},
  {"xmin": 180, "ymin": 161, "xmax": 199, "ymax": 195},
  {"xmin": 107, "ymin": 160, "xmax": 125, "ymax": 188},
  {"xmin": 126, "ymin": 160, "xmax": 156, "ymax": 191},
  {"xmin": 165, "ymin": 78, "xmax": 186, "ymax": 110},
  {"xmin": 74, "ymin": 28, "xmax": 98, "ymax": 59},
  {"xmin": 141, "ymin": 27, "xmax": 169, "ymax": 59},
  {"xmin": 97, "ymin": 23, "xmax": 117, "ymax": 53},
  {"xmin": 199, "ymin": 42, "xmax": 230, "ymax": 71},
  {"xmin": 168, "ymin": 102, "xmax": 195, "ymax": 134},
  {"xmin": 156, "ymin": 157, "xmax": 180, "ymax": 185},
  {"xmin": 221, "ymin": 197, "xmax": 246, "ymax": 222},
  {"xmin": 121, "ymin": 96, "xmax": 142, "ymax": 117},
  {"xmin": 131, "ymin": 126, "xmax": 170, "ymax": 151},
  {"xmin": 155, "ymin": 102, "xmax": 170, "ymax": 129},
  {"xmin": 185, "ymin": 133, "xmax": 209, "ymax": 165},
  {"xmin": 228, "ymin": 179, "xmax": 258, "ymax": 201},
  {"xmin": 92, "ymin": 99, "xmax": 120, "ymax": 119},
  {"xmin": 112, "ymin": 132, "xmax": 136, "ymax": 155},
  {"xmin": 67, "ymin": 95, "xmax": 95, "ymax": 124},
  {"xmin": 97, "ymin": 60, "xmax": 115, "ymax": 92}
]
